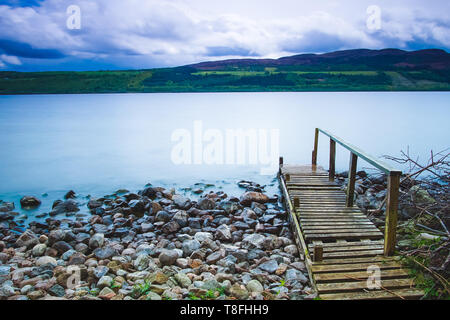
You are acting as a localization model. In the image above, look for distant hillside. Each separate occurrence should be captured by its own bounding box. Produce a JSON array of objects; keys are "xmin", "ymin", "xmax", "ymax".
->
[
  {"xmin": 189, "ymin": 49, "xmax": 450, "ymax": 71},
  {"xmin": 1, "ymin": 48, "xmax": 450, "ymax": 94}
]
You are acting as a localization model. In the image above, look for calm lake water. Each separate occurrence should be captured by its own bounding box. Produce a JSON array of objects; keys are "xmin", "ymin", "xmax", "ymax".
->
[{"xmin": 0, "ymin": 92, "xmax": 449, "ymax": 223}]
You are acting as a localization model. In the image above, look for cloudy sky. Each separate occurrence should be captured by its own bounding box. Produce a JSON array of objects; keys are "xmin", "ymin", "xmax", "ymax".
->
[{"xmin": 1, "ymin": 0, "xmax": 449, "ymax": 71}]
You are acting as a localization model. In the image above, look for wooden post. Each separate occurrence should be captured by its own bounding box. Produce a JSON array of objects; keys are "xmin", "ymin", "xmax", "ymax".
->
[
  {"xmin": 346, "ymin": 152, "xmax": 358, "ymax": 207},
  {"xmin": 279, "ymin": 157, "xmax": 283, "ymax": 175},
  {"xmin": 329, "ymin": 139, "xmax": 336, "ymax": 182},
  {"xmin": 312, "ymin": 128, "xmax": 319, "ymax": 166},
  {"xmin": 293, "ymin": 197, "xmax": 299, "ymax": 208},
  {"xmin": 384, "ymin": 172, "xmax": 400, "ymax": 256},
  {"xmin": 285, "ymin": 174, "xmax": 290, "ymax": 182},
  {"xmin": 313, "ymin": 246, "xmax": 323, "ymax": 262}
]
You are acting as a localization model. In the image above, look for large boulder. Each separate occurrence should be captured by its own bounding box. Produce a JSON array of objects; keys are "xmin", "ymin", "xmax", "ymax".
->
[
  {"xmin": 20, "ymin": 196, "xmax": 41, "ymax": 209},
  {"xmin": 197, "ymin": 198, "xmax": 216, "ymax": 210},
  {"xmin": 182, "ymin": 239, "xmax": 201, "ymax": 257},
  {"xmin": 0, "ymin": 202, "xmax": 15, "ymax": 212},
  {"xmin": 128, "ymin": 200, "xmax": 146, "ymax": 215},
  {"xmin": 50, "ymin": 200, "xmax": 79, "ymax": 216},
  {"xmin": 215, "ymin": 224, "xmax": 232, "ymax": 241},
  {"xmin": 239, "ymin": 192, "xmax": 269, "ymax": 206},
  {"xmin": 242, "ymin": 234, "xmax": 266, "ymax": 249},
  {"xmin": 172, "ymin": 210, "xmax": 188, "ymax": 227},
  {"xmin": 139, "ymin": 186, "xmax": 157, "ymax": 199},
  {"xmin": 89, "ymin": 233, "xmax": 104, "ymax": 249},
  {"xmin": 161, "ymin": 221, "xmax": 180, "ymax": 234},
  {"xmin": 64, "ymin": 190, "xmax": 76, "ymax": 199},
  {"xmin": 93, "ymin": 246, "xmax": 118, "ymax": 260},
  {"xmin": 15, "ymin": 230, "xmax": 39, "ymax": 249},
  {"xmin": 218, "ymin": 200, "xmax": 240, "ymax": 214},
  {"xmin": 87, "ymin": 199, "xmax": 103, "ymax": 209},
  {"xmin": 246, "ymin": 279, "xmax": 264, "ymax": 293},
  {"xmin": 158, "ymin": 250, "xmax": 179, "ymax": 266},
  {"xmin": 172, "ymin": 195, "xmax": 191, "ymax": 210},
  {"xmin": 258, "ymin": 259, "xmax": 279, "ymax": 273},
  {"xmin": 230, "ymin": 283, "xmax": 249, "ymax": 299}
]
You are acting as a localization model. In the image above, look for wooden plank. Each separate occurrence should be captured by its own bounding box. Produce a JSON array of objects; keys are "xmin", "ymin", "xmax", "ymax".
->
[
  {"xmin": 287, "ymin": 183, "xmax": 339, "ymax": 187},
  {"xmin": 320, "ymin": 249, "xmax": 384, "ymax": 259},
  {"xmin": 299, "ymin": 203, "xmax": 355, "ymax": 205},
  {"xmin": 312, "ymin": 256, "xmax": 392, "ymax": 265},
  {"xmin": 311, "ymin": 261, "xmax": 401, "ymax": 273},
  {"xmin": 317, "ymin": 278, "xmax": 415, "ymax": 294},
  {"xmin": 292, "ymin": 195, "xmax": 345, "ymax": 198},
  {"xmin": 300, "ymin": 219, "xmax": 372, "ymax": 223},
  {"xmin": 300, "ymin": 221, "xmax": 374, "ymax": 226},
  {"xmin": 299, "ymin": 208, "xmax": 365, "ymax": 213},
  {"xmin": 309, "ymin": 240, "xmax": 384, "ymax": 248},
  {"xmin": 296, "ymin": 202, "xmax": 349, "ymax": 205},
  {"xmin": 287, "ymin": 187, "xmax": 342, "ymax": 191},
  {"xmin": 314, "ymin": 269, "xmax": 410, "ymax": 282},
  {"xmin": 294, "ymin": 197, "xmax": 347, "ymax": 200},
  {"xmin": 292, "ymin": 190, "xmax": 344, "ymax": 193},
  {"xmin": 299, "ymin": 214, "xmax": 367, "ymax": 218},
  {"xmin": 291, "ymin": 197, "xmax": 347, "ymax": 200},
  {"xmin": 294, "ymin": 194, "xmax": 346, "ymax": 197},
  {"xmin": 298, "ymin": 208, "xmax": 362, "ymax": 212},
  {"xmin": 320, "ymin": 288, "xmax": 423, "ymax": 300},
  {"xmin": 304, "ymin": 229, "xmax": 380, "ymax": 235},
  {"xmin": 287, "ymin": 178, "xmax": 330, "ymax": 180},
  {"xmin": 303, "ymin": 225, "xmax": 378, "ymax": 230},
  {"xmin": 300, "ymin": 215, "xmax": 370, "ymax": 220},
  {"xmin": 305, "ymin": 232, "xmax": 383, "ymax": 240},
  {"xmin": 319, "ymin": 244, "xmax": 384, "ymax": 252},
  {"xmin": 299, "ymin": 211, "xmax": 365, "ymax": 214}
]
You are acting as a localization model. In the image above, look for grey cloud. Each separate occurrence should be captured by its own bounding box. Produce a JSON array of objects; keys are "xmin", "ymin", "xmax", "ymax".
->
[
  {"xmin": 1, "ymin": 0, "xmax": 449, "ymax": 71},
  {"xmin": 280, "ymin": 31, "xmax": 358, "ymax": 53},
  {"xmin": 0, "ymin": 39, "xmax": 65, "ymax": 59}
]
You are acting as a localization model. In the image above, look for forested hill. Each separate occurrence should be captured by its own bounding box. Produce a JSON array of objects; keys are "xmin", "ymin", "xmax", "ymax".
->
[
  {"xmin": 189, "ymin": 48, "xmax": 450, "ymax": 71},
  {"xmin": 1, "ymin": 48, "xmax": 450, "ymax": 94}
]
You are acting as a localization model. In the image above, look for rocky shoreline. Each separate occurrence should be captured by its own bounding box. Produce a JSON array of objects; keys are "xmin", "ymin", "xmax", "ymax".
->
[
  {"xmin": 0, "ymin": 181, "xmax": 312, "ymax": 300},
  {"xmin": 1, "ymin": 169, "xmax": 446, "ymax": 300}
]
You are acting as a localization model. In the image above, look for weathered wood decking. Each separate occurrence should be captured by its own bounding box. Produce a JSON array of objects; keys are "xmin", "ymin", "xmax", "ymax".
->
[{"xmin": 279, "ymin": 164, "xmax": 424, "ymax": 300}]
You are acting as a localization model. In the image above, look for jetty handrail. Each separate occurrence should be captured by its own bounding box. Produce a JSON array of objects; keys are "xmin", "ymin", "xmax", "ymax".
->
[
  {"xmin": 313, "ymin": 128, "xmax": 401, "ymax": 174},
  {"xmin": 311, "ymin": 128, "xmax": 401, "ymax": 256}
]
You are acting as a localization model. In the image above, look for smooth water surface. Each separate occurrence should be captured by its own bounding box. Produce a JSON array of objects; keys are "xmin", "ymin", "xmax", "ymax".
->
[{"xmin": 0, "ymin": 92, "xmax": 448, "ymax": 222}]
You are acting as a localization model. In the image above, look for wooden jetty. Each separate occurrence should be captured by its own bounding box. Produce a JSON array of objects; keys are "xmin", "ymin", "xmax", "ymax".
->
[{"xmin": 279, "ymin": 128, "xmax": 424, "ymax": 300}]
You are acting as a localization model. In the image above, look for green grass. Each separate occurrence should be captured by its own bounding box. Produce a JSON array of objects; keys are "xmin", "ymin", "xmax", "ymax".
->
[{"xmin": 186, "ymin": 286, "xmax": 227, "ymax": 300}]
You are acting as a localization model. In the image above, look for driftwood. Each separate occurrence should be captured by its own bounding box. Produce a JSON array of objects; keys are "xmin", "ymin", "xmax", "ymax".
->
[{"xmin": 382, "ymin": 148, "xmax": 449, "ymax": 298}]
